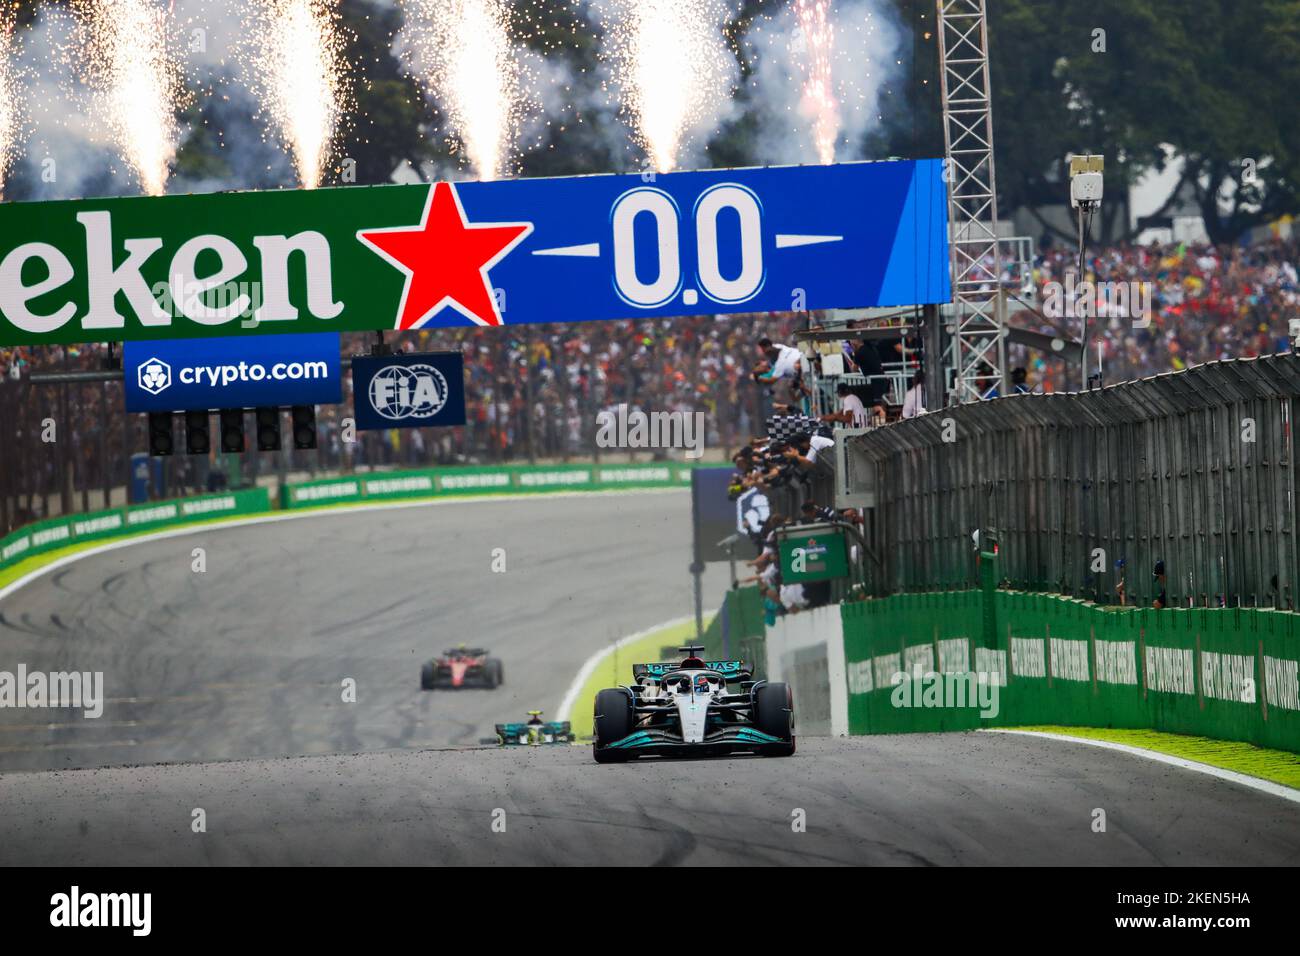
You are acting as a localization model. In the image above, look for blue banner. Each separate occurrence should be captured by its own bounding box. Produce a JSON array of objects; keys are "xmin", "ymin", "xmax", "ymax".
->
[
  {"xmin": 351, "ymin": 352, "xmax": 466, "ymax": 431},
  {"xmin": 378, "ymin": 158, "xmax": 952, "ymax": 330},
  {"xmin": 123, "ymin": 333, "xmax": 342, "ymax": 413}
]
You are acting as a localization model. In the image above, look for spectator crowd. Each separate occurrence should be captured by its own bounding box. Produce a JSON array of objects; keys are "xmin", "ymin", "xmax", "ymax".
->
[
  {"xmin": 1, "ymin": 234, "xmax": 1295, "ymax": 524},
  {"xmin": 1019, "ymin": 235, "xmax": 1298, "ymax": 387}
]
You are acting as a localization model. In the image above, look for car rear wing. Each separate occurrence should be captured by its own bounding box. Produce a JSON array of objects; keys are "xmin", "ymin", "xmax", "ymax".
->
[{"xmin": 632, "ymin": 660, "xmax": 752, "ymax": 682}]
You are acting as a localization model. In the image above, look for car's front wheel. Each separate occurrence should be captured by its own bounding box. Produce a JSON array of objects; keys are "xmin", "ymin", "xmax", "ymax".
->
[
  {"xmin": 593, "ymin": 688, "xmax": 634, "ymax": 763},
  {"xmin": 754, "ymin": 682, "xmax": 795, "ymax": 756},
  {"xmin": 420, "ymin": 662, "xmax": 436, "ymax": 691}
]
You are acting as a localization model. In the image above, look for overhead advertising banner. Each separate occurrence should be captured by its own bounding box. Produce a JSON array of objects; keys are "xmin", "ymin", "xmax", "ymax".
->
[
  {"xmin": 122, "ymin": 332, "xmax": 341, "ymax": 413},
  {"xmin": 351, "ymin": 351, "xmax": 466, "ymax": 430},
  {"xmin": 0, "ymin": 159, "xmax": 950, "ymax": 347}
]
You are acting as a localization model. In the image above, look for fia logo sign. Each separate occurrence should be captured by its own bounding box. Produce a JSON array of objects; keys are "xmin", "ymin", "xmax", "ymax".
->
[{"xmin": 367, "ymin": 363, "xmax": 449, "ymax": 421}]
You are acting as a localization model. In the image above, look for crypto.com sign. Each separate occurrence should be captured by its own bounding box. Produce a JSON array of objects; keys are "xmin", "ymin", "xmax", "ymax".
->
[{"xmin": 0, "ymin": 160, "xmax": 950, "ymax": 347}]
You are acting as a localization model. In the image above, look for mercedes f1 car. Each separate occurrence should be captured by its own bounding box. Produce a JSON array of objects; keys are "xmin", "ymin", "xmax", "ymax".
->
[
  {"xmin": 592, "ymin": 645, "xmax": 794, "ymax": 762},
  {"xmin": 493, "ymin": 710, "xmax": 576, "ymax": 746},
  {"xmin": 420, "ymin": 646, "xmax": 504, "ymax": 690}
]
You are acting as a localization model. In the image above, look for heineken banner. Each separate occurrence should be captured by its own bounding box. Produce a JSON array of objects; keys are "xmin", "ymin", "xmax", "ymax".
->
[{"xmin": 0, "ymin": 160, "xmax": 950, "ymax": 347}]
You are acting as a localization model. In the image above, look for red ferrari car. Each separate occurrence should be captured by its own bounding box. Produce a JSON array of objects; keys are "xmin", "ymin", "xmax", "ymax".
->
[{"xmin": 419, "ymin": 646, "xmax": 504, "ymax": 690}]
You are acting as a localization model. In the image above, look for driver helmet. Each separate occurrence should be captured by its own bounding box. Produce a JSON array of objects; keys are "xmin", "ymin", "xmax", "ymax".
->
[{"xmin": 694, "ymin": 674, "xmax": 711, "ymax": 694}]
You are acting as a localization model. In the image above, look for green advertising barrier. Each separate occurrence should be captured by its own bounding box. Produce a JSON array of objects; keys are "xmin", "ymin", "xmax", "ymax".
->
[
  {"xmin": 838, "ymin": 573, "xmax": 1300, "ymax": 754},
  {"xmin": 0, "ymin": 488, "xmax": 271, "ymax": 577},
  {"xmin": 280, "ymin": 462, "xmax": 697, "ymax": 509}
]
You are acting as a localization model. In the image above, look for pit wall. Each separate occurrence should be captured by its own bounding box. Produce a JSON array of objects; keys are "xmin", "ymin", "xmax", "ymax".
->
[{"xmin": 764, "ymin": 584, "xmax": 1300, "ymax": 753}]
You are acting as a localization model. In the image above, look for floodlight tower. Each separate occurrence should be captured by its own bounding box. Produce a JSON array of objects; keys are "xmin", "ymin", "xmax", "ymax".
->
[
  {"xmin": 1069, "ymin": 154, "xmax": 1104, "ymax": 389},
  {"xmin": 936, "ymin": 0, "xmax": 1007, "ymax": 403}
]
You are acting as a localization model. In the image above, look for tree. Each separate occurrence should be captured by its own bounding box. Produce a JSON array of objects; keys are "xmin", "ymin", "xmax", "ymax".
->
[{"xmin": 986, "ymin": 0, "xmax": 1300, "ymax": 243}]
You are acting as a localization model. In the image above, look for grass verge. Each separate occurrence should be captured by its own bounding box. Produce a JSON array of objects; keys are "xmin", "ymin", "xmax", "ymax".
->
[{"xmin": 1011, "ymin": 725, "xmax": 1300, "ymax": 790}]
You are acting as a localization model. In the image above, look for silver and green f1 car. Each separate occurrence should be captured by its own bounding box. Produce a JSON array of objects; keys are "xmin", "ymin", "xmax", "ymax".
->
[
  {"xmin": 592, "ymin": 646, "xmax": 794, "ymax": 762},
  {"xmin": 495, "ymin": 710, "xmax": 575, "ymax": 746}
]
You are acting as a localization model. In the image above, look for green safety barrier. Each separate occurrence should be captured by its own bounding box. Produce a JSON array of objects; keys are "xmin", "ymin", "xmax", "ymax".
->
[
  {"xmin": 280, "ymin": 461, "xmax": 698, "ymax": 509},
  {"xmin": 701, "ymin": 587, "xmax": 767, "ymax": 678},
  {"xmin": 838, "ymin": 556, "xmax": 1300, "ymax": 753},
  {"xmin": 0, "ymin": 488, "xmax": 271, "ymax": 576}
]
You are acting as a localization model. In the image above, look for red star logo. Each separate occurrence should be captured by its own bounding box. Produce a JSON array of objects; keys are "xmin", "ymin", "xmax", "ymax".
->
[{"xmin": 356, "ymin": 181, "xmax": 533, "ymax": 329}]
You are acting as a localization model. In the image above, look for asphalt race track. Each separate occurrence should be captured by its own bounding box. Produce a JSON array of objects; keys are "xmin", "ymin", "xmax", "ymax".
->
[
  {"xmin": 1, "ymin": 489, "xmax": 1298, "ymax": 865},
  {"xmin": 2, "ymin": 735, "xmax": 1298, "ymax": 865},
  {"xmin": 0, "ymin": 489, "xmax": 720, "ymax": 773}
]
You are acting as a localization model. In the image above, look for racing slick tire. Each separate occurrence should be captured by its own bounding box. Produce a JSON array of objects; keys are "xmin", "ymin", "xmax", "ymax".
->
[
  {"xmin": 488, "ymin": 658, "xmax": 504, "ymax": 688},
  {"xmin": 754, "ymin": 682, "xmax": 795, "ymax": 757},
  {"xmin": 420, "ymin": 662, "xmax": 436, "ymax": 691},
  {"xmin": 593, "ymin": 688, "xmax": 634, "ymax": 763}
]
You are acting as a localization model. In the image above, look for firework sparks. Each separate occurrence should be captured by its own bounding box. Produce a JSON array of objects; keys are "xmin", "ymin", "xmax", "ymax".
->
[
  {"xmin": 75, "ymin": 0, "xmax": 189, "ymax": 196},
  {"xmin": 795, "ymin": 0, "xmax": 838, "ymax": 165},
  {"xmin": 244, "ymin": 0, "xmax": 349, "ymax": 190},
  {"xmin": 0, "ymin": 7, "xmax": 20, "ymax": 199},
  {"xmin": 600, "ymin": 0, "xmax": 735, "ymax": 173},
  {"xmin": 402, "ymin": 0, "xmax": 525, "ymax": 181},
  {"xmin": 742, "ymin": 0, "xmax": 889, "ymax": 167}
]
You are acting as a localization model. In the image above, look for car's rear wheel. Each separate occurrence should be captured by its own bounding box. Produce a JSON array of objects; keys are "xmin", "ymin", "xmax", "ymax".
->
[
  {"xmin": 488, "ymin": 658, "xmax": 504, "ymax": 687},
  {"xmin": 754, "ymin": 682, "xmax": 795, "ymax": 756},
  {"xmin": 420, "ymin": 662, "xmax": 436, "ymax": 691},
  {"xmin": 593, "ymin": 688, "xmax": 634, "ymax": 763}
]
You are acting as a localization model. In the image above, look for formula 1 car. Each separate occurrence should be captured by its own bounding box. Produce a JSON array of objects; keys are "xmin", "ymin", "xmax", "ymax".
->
[
  {"xmin": 420, "ymin": 646, "xmax": 504, "ymax": 690},
  {"xmin": 493, "ymin": 710, "xmax": 576, "ymax": 746},
  {"xmin": 591, "ymin": 645, "xmax": 794, "ymax": 762}
]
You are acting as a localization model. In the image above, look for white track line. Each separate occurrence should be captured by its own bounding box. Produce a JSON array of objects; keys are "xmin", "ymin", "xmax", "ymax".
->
[
  {"xmin": 982, "ymin": 728, "xmax": 1300, "ymax": 805},
  {"xmin": 556, "ymin": 613, "xmax": 716, "ymax": 721},
  {"xmin": 0, "ymin": 486, "xmax": 685, "ymax": 605}
]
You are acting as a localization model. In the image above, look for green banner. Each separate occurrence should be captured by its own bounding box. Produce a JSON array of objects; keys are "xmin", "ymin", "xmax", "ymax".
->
[
  {"xmin": 0, "ymin": 488, "xmax": 270, "ymax": 576},
  {"xmin": 779, "ymin": 527, "xmax": 849, "ymax": 583},
  {"xmin": 0, "ymin": 185, "xmax": 431, "ymax": 347},
  {"xmin": 280, "ymin": 462, "xmax": 697, "ymax": 509}
]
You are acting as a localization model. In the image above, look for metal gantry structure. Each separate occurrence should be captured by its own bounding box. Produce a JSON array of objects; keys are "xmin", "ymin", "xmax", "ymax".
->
[{"xmin": 936, "ymin": 0, "xmax": 1008, "ymax": 404}]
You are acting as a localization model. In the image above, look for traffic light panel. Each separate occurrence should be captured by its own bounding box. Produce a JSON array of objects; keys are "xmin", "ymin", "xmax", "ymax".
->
[
  {"xmin": 185, "ymin": 410, "xmax": 210, "ymax": 455},
  {"xmin": 148, "ymin": 412, "xmax": 174, "ymax": 457},
  {"xmin": 255, "ymin": 407, "xmax": 281, "ymax": 451},
  {"xmin": 219, "ymin": 409, "xmax": 245, "ymax": 454},
  {"xmin": 291, "ymin": 405, "xmax": 317, "ymax": 449}
]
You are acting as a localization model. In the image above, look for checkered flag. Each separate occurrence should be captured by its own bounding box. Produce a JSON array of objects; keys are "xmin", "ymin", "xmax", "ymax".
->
[{"xmin": 766, "ymin": 413, "xmax": 819, "ymax": 443}]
